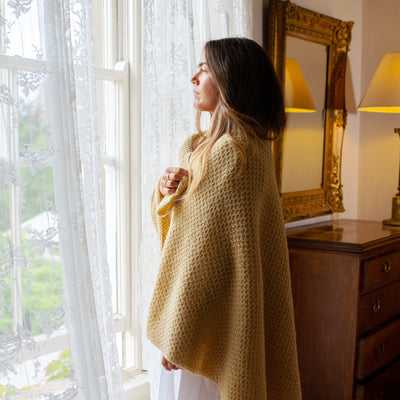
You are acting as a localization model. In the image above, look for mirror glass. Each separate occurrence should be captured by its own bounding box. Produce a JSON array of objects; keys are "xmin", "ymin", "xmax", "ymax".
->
[{"xmin": 281, "ymin": 36, "xmax": 327, "ymax": 193}]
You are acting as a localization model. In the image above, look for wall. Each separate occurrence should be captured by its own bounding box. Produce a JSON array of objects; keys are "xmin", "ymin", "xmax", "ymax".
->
[
  {"xmin": 252, "ymin": 0, "xmax": 263, "ymax": 44},
  {"xmin": 358, "ymin": 0, "xmax": 400, "ymax": 221}
]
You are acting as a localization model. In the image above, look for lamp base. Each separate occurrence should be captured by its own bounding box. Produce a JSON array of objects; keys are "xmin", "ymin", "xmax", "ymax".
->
[
  {"xmin": 383, "ymin": 218, "xmax": 400, "ymax": 226},
  {"xmin": 383, "ymin": 196, "xmax": 400, "ymax": 226}
]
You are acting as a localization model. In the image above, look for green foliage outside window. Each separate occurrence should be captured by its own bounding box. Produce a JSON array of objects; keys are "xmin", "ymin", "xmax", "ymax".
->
[
  {"xmin": 0, "ymin": 91, "xmax": 62, "ymax": 335},
  {"xmin": 44, "ymin": 349, "xmax": 72, "ymax": 382},
  {"xmin": 0, "ymin": 232, "xmax": 62, "ymax": 336},
  {"xmin": 0, "ymin": 349, "xmax": 72, "ymax": 398}
]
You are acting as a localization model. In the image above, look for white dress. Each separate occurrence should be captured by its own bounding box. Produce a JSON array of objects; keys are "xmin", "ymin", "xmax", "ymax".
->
[{"xmin": 158, "ymin": 367, "xmax": 220, "ymax": 400}]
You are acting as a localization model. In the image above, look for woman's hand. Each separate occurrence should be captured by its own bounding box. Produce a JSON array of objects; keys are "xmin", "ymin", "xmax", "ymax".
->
[
  {"xmin": 161, "ymin": 355, "xmax": 180, "ymax": 371},
  {"xmin": 160, "ymin": 167, "xmax": 189, "ymax": 196}
]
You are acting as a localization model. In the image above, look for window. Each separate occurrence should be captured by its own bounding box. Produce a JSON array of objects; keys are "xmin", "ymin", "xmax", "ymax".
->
[
  {"xmin": 0, "ymin": 0, "xmax": 143, "ymax": 395},
  {"xmin": 92, "ymin": 0, "xmax": 142, "ymax": 374},
  {"xmin": 0, "ymin": 7, "xmax": 81, "ymax": 400},
  {"xmin": 0, "ymin": 0, "xmax": 68, "ymax": 363}
]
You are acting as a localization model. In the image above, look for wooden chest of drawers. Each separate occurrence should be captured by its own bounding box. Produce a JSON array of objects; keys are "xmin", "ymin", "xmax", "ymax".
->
[{"xmin": 286, "ymin": 219, "xmax": 400, "ymax": 400}]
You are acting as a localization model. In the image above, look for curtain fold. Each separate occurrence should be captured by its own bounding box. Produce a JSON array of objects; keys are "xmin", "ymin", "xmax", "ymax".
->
[
  {"xmin": 140, "ymin": 1, "xmax": 251, "ymax": 398},
  {"xmin": 42, "ymin": 1, "xmax": 124, "ymax": 398},
  {"xmin": 0, "ymin": 0, "xmax": 124, "ymax": 398}
]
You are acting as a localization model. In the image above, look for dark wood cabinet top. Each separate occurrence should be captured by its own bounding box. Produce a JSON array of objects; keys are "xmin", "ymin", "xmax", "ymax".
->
[{"xmin": 286, "ymin": 219, "xmax": 400, "ymax": 254}]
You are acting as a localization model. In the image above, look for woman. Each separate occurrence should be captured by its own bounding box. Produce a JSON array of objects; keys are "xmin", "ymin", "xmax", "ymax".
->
[{"xmin": 147, "ymin": 37, "xmax": 302, "ymax": 400}]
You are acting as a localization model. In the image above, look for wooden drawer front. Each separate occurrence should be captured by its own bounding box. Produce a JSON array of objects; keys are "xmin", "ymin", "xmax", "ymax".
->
[
  {"xmin": 356, "ymin": 318, "xmax": 400, "ymax": 379},
  {"xmin": 355, "ymin": 359, "xmax": 400, "ymax": 400},
  {"xmin": 362, "ymin": 251, "xmax": 400, "ymax": 292},
  {"xmin": 358, "ymin": 280, "xmax": 400, "ymax": 335}
]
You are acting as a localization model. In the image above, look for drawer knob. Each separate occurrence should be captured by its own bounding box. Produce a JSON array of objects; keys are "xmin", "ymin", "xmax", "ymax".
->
[
  {"xmin": 375, "ymin": 342, "xmax": 386, "ymax": 356},
  {"xmin": 380, "ymin": 260, "xmax": 392, "ymax": 273},
  {"xmin": 371, "ymin": 298, "xmax": 382, "ymax": 312}
]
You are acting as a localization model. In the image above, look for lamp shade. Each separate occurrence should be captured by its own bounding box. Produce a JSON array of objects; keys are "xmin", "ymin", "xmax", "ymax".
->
[
  {"xmin": 358, "ymin": 53, "xmax": 400, "ymax": 113},
  {"xmin": 285, "ymin": 58, "xmax": 316, "ymax": 113}
]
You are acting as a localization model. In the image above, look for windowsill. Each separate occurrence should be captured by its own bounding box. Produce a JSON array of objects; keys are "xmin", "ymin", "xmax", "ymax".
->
[
  {"xmin": 123, "ymin": 370, "xmax": 150, "ymax": 400},
  {"xmin": 7, "ymin": 378, "xmax": 73, "ymax": 399},
  {"xmin": 6, "ymin": 372, "xmax": 150, "ymax": 399}
]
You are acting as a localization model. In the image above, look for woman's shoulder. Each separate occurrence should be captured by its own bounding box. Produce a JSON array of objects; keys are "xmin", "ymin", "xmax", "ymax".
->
[
  {"xmin": 214, "ymin": 131, "xmax": 269, "ymax": 156},
  {"xmin": 208, "ymin": 133, "xmax": 249, "ymax": 171},
  {"xmin": 180, "ymin": 132, "xmax": 204, "ymax": 152},
  {"xmin": 178, "ymin": 132, "xmax": 204, "ymax": 167},
  {"xmin": 211, "ymin": 133, "xmax": 240, "ymax": 157}
]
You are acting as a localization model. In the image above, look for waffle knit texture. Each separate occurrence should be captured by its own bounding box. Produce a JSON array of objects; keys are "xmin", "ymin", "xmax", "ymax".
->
[{"xmin": 147, "ymin": 131, "xmax": 302, "ymax": 400}]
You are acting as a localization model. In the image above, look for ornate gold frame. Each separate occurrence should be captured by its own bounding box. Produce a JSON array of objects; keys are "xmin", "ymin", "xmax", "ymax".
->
[{"xmin": 264, "ymin": 1, "xmax": 353, "ymax": 222}]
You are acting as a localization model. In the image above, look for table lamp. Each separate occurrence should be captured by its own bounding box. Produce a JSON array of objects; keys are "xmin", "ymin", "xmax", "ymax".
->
[
  {"xmin": 285, "ymin": 58, "xmax": 316, "ymax": 113},
  {"xmin": 358, "ymin": 53, "xmax": 400, "ymax": 226}
]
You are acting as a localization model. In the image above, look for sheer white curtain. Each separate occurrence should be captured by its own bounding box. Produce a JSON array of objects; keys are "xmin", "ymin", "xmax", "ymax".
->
[
  {"xmin": 140, "ymin": 0, "xmax": 251, "ymax": 398},
  {"xmin": 0, "ymin": 0, "xmax": 123, "ymax": 398}
]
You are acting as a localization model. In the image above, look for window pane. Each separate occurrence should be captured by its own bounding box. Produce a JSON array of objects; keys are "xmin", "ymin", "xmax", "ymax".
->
[
  {"xmin": 97, "ymin": 79, "xmax": 117, "ymax": 157},
  {"xmin": 21, "ymin": 223, "xmax": 63, "ymax": 335},
  {"xmin": 97, "ymin": 77, "xmax": 121, "ymax": 316},
  {"xmin": 0, "ymin": 188, "xmax": 13, "ymax": 334},
  {"xmin": 17, "ymin": 79, "xmax": 65, "ymax": 336},
  {"xmin": 3, "ymin": 0, "xmax": 42, "ymax": 58},
  {"xmin": 92, "ymin": 0, "xmax": 117, "ymax": 68},
  {"xmin": 0, "ymin": 67, "xmax": 15, "ymax": 336},
  {"xmin": 104, "ymin": 163, "xmax": 118, "ymax": 313}
]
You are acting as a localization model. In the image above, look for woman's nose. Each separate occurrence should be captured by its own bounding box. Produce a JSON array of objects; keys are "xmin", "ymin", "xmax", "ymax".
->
[{"xmin": 191, "ymin": 72, "xmax": 199, "ymax": 85}]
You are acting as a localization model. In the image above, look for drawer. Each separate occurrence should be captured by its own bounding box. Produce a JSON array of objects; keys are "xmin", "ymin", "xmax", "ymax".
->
[
  {"xmin": 361, "ymin": 251, "xmax": 400, "ymax": 292},
  {"xmin": 358, "ymin": 280, "xmax": 400, "ymax": 335},
  {"xmin": 356, "ymin": 317, "xmax": 400, "ymax": 379},
  {"xmin": 355, "ymin": 358, "xmax": 400, "ymax": 400}
]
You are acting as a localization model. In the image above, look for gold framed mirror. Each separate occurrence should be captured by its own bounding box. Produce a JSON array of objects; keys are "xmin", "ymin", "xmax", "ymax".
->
[{"xmin": 264, "ymin": 0, "xmax": 353, "ymax": 222}]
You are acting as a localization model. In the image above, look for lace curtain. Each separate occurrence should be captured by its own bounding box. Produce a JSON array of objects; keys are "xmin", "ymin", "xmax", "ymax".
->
[
  {"xmin": 140, "ymin": 0, "xmax": 251, "ymax": 398},
  {"xmin": 0, "ymin": 0, "xmax": 123, "ymax": 399}
]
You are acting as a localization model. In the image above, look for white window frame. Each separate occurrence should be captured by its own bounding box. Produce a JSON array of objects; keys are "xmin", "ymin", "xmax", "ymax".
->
[{"xmin": 123, "ymin": 0, "xmax": 143, "ymax": 376}]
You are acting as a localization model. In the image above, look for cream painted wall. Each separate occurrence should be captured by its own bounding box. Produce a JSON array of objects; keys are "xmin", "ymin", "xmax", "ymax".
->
[
  {"xmin": 251, "ymin": 0, "xmax": 263, "ymax": 44},
  {"xmin": 256, "ymin": 0, "xmax": 363, "ymax": 223},
  {"xmin": 358, "ymin": 0, "xmax": 400, "ymax": 221}
]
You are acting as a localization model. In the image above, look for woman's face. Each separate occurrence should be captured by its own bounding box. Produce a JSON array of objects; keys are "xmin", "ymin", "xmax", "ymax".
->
[{"xmin": 191, "ymin": 51, "xmax": 220, "ymax": 113}]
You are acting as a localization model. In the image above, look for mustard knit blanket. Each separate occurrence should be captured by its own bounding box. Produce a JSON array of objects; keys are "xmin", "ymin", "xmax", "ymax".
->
[{"xmin": 147, "ymin": 132, "xmax": 302, "ymax": 400}]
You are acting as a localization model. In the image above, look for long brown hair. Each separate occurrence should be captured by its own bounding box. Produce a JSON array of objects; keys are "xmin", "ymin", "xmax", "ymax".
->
[{"xmin": 187, "ymin": 37, "xmax": 285, "ymax": 197}]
